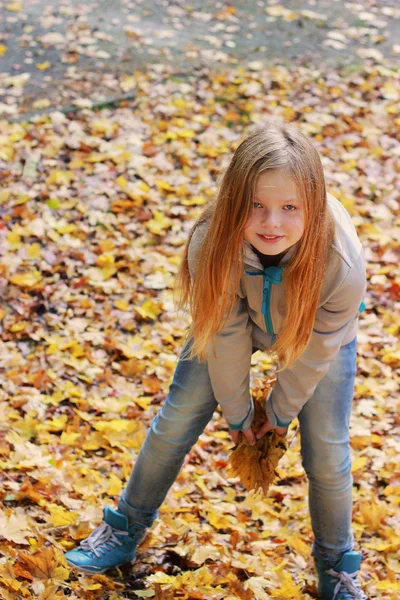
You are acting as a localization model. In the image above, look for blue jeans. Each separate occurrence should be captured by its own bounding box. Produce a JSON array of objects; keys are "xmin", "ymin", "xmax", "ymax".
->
[{"xmin": 118, "ymin": 337, "xmax": 357, "ymax": 568}]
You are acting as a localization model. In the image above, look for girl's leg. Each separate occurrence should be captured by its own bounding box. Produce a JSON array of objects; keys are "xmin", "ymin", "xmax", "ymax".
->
[
  {"xmin": 297, "ymin": 337, "xmax": 357, "ymax": 568},
  {"xmin": 117, "ymin": 337, "xmax": 218, "ymax": 528}
]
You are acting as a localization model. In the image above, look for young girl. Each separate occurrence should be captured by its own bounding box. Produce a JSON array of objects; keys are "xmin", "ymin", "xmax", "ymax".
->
[{"xmin": 65, "ymin": 121, "xmax": 368, "ymax": 599}]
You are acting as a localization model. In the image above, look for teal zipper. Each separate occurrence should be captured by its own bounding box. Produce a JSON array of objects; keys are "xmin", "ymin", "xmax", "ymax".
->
[
  {"xmin": 245, "ymin": 266, "xmax": 283, "ymax": 340},
  {"xmin": 263, "ymin": 277, "xmax": 273, "ymax": 335}
]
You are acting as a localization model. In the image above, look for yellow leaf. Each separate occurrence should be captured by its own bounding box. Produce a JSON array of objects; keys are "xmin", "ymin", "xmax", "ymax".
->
[
  {"xmin": 115, "ymin": 175, "xmax": 145, "ymax": 203},
  {"xmin": 53, "ymin": 222, "xmax": 77, "ymax": 234},
  {"xmin": 60, "ymin": 431, "xmax": 81, "ymax": 446},
  {"xmin": 27, "ymin": 243, "xmax": 41, "ymax": 259},
  {"xmin": 90, "ymin": 119, "xmax": 117, "ymax": 136},
  {"xmin": 45, "ymin": 416, "xmax": 68, "ymax": 432},
  {"xmin": 6, "ymin": 231, "xmax": 22, "ymax": 249},
  {"xmin": 338, "ymin": 195, "xmax": 355, "ymax": 215},
  {"xmin": 85, "ymin": 583, "xmax": 102, "ymax": 590},
  {"xmin": 120, "ymin": 75, "xmax": 137, "ymax": 92},
  {"xmin": 376, "ymin": 580, "xmax": 400, "ymax": 591},
  {"xmin": 36, "ymin": 61, "xmax": 51, "ymax": 70},
  {"xmin": 107, "ymin": 472, "xmax": 123, "ymax": 496},
  {"xmin": 0, "ymin": 44, "xmax": 7, "ymax": 56},
  {"xmin": 99, "ymin": 239, "xmax": 115, "ymax": 252},
  {"xmin": 47, "ymin": 505, "xmax": 79, "ymax": 527},
  {"xmin": 172, "ymin": 98, "xmax": 187, "ymax": 108},
  {"xmin": 286, "ymin": 535, "xmax": 311, "ymax": 558},
  {"xmin": 383, "ymin": 82, "xmax": 399, "ymax": 100},
  {"xmin": 139, "ymin": 180, "xmax": 150, "ymax": 192},
  {"xmin": 9, "ymin": 271, "xmax": 42, "ymax": 287},
  {"xmin": 116, "ymin": 175, "xmax": 129, "ymax": 190},
  {"xmin": 351, "ymin": 456, "xmax": 368, "ymax": 472},
  {"xmin": 384, "ymin": 485, "xmax": 400, "ymax": 497},
  {"xmin": 381, "ymin": 350, "xmax": 400, "ymax": 368},
  {"xmin": 114, "ymin": 299, "xmax": 130, "ymax": 311},
  {"xmin": 134, "ymin": 396, "xmax": 153, "ymax": 410},
  {"xmin": 357, "ymin": 500, "xmax": 387, "ymax": 531},
  {"xmin": 342, "ymin": 160, "xmax": 357, "ymax": 171},
  {"xmin": 146, "ymin": 210, "xmax": 173, "ymax": 236},
  {"xmin": 5, "ymin": 2, "xmax": 23, "ymax": 12},
  {"xmin": 155, "ymin": 179, "xmax": 176, "ymax": 192},
  {"xmin": 46, "ymin": 170, "xmax": 74, "ymax": 186},
  {"xmin": 181, "ymin": 195, "xmax": 206, "ymax": 206},
  {"xmin": 10, "ymin": 321, "xmax": 29, "ymax": 332},
  {"xmin": 363, "ymin": 537, "xmax": 400, "ymax": 552},
  {"xmin": 270, "ymin": 571, "xmax": 304, "ymax": 599},
  {"xmin": 165, "ymin": 131, "xmax": 178, "ymax": 140},
  {"xmin": 97, "ymin": 253, "xmax": 115, "ymax": 267},
  {"xmin": 0, "ymin": 189, "xmax": 12, "ymax": 204},
  {"xmin": 176, "ymin": 128, "xmax": 196, "ymax": 138},
  {"xmin": 135, "ymin": 299, "xmax": 163, "ymax": 320},
  {"xmin": 207, "ymin": 510, "xmax": 232, "ymax": 530},
  {"xmin": 101, "ymin": 265, "xmax": 117, "ymax": 280}
]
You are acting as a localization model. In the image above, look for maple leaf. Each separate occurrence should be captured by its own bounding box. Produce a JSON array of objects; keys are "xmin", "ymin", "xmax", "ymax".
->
[{"xmin": 17, "ymin": 546, "xmax": 69, "ymax": 582}]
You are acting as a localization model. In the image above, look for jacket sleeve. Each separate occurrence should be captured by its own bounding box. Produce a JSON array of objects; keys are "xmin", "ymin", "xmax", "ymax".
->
[
  {"xmin": 265, "ymin": 249, "xmax": 367, "ymax": 427},
  {"xmin": 187, "ymin": 225, "xmax": 254, "ymax": 430}
]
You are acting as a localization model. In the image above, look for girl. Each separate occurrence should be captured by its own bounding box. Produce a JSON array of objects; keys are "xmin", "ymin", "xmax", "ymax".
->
[{"xmin": 65, "ymin": 121, "xmax": 368, "ymax": 600}]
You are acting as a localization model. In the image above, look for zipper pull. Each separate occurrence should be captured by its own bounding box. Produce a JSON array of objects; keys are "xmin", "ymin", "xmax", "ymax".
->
[{"xmin": 262, "ymin": 278, "xmax": 270, "ymax": 313}]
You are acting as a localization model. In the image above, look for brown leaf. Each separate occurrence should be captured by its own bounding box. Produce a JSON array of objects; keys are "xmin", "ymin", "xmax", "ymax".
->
[{"xmin": 17, "ymin": 546, "xmax": 65, "ymax": 580}]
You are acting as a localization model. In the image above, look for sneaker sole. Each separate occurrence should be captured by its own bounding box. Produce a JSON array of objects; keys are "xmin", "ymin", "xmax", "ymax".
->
[{"xmin": 66, "ymin": 558, "xmax": 135, "ymax": 575}]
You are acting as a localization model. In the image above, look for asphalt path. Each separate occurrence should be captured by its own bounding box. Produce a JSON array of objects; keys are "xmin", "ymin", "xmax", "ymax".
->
[{"xmin": 0, "ymin": 0, "xmax": 399, "ymax": 117}]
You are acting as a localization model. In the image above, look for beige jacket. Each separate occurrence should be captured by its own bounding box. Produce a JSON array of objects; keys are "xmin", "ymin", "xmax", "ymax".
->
[{"xmin": 187, "ymin": 194, "xmax": 367, "ymax": 430}]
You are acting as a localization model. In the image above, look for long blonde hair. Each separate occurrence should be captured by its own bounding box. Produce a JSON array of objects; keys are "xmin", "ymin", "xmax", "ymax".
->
[{"xmin": 174, "ymin": 120, "xmax": 335, "ymax": 370}]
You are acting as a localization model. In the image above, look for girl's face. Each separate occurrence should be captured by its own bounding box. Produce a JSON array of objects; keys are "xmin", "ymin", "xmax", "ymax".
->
[{"xmin": 243, "ymin": 170, "xmax": 305, "ymax": 255}]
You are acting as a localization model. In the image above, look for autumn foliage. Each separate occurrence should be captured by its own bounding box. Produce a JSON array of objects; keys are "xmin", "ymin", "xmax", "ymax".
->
[{"xmin": 228, "ymin": 379, "xmax": 288, "ymax": 495}]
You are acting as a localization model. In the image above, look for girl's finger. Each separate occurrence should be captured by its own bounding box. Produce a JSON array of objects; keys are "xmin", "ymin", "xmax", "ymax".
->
[
  {"xmin": 243, "ymin": 428, "xmax": 256, "ymax": 446},
  {"xmin": 229, "ymin": 429, "xmax": 240, "ymax": 445},
  {"xmin": 255, "ymin": 422, "xmax": 273, "ymax": 440},
  {"xmin": 275, "ymin": 426, "xmax": 288, "ymax": 437}
]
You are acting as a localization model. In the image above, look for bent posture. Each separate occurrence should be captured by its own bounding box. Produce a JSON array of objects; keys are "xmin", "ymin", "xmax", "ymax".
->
[{"xmin": 66, "ymin": 121, "xmax": 368, "ymax": 600}]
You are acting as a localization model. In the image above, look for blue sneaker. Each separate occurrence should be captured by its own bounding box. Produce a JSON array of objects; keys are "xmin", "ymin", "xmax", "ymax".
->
[
  {"xmin": 65, "ymin": 507, "xmax": 147, "ymax": 574},
  {"xmin": 315, "ymin": 551, "xmax": 368, "ymax": 599}
]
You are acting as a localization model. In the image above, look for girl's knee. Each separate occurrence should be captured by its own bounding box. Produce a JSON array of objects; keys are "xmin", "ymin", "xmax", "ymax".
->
[
  {"xmin": 302, "ymin": 449, "xmax": 352, "ymax": 484},
  {"xmin": 142, "ymin": 424, "xmax": 191, "ymax": 466},
  {"xmin": 146, "ymin": 412, "xmax": 202, "ymax": 455}
]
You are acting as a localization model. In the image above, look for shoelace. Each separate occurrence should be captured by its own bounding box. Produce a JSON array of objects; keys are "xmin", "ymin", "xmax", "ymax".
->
[
  {"xmin": 80, "ymin": 523, "xmax": 129, "ymax": 558},
  {"xmin": 327, "ymin": 568, "xmax": 367, "ymax": 600}
]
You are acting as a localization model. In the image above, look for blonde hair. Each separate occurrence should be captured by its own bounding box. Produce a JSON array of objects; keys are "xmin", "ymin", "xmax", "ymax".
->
[{"xmin": 174, "ymin": 120, "xmax": 335, "ymax": 370}]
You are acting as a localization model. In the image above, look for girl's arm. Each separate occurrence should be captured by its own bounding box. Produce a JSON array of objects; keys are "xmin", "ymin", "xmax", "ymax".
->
[
  {"xmin": 266, "ymin": 249, "xmax": 367, "ymax": 426},
  {"xmin": 187, "ymin": 226, "xmax": 255, "ymax": 433}
]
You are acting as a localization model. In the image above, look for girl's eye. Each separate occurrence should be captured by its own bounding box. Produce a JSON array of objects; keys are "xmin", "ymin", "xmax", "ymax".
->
[{"xmin": 252, "ymin": 202, "xmax": 297, "ymax": 211}]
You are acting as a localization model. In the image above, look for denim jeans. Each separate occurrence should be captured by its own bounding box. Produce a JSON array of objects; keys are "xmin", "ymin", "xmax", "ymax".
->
[{"xmin": 118, "ymin": 336, "xmax": 357, "ymax": 568}]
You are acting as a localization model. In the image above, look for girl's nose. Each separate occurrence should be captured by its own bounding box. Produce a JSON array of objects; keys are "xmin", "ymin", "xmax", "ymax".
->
[{"xmin": 261, "ymin": 210, "xmax": 280, "ymax": 228}]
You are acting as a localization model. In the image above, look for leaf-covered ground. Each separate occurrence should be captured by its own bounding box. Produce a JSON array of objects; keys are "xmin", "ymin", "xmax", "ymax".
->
[{"xmin": 0, "ymin": 58, "xmax": 400, "ymax": 599}]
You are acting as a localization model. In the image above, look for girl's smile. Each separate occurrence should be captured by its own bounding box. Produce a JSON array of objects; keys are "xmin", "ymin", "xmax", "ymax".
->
[
  {"xmin": 244, "ymin": 170, "xmax": 304, "ymax": 255},
  {"xmin": 257, "ymin": 233, "xmax": 284, "ymax": 244}
]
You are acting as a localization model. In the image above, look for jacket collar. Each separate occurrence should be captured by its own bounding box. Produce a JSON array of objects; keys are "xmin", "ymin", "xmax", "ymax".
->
[{"xmin": 242, "ymin": 238, "xmax": 299, "ymax": 271}]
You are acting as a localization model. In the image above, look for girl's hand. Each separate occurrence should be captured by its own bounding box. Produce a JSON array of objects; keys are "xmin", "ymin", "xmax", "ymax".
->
[
  {"xmin": 229, "ymin": 427, "xmax": 257, "ymax": 446},
  {"xmin": 255, "ymin": 419, "xmax": 288, "ymax": 441}
]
